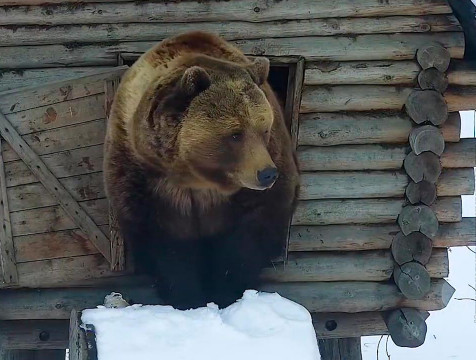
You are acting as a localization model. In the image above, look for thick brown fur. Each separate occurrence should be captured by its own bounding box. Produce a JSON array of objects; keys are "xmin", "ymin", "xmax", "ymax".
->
[{"xmin": 104, "ymin": 31, "xmax": 299, "ymax": 309}]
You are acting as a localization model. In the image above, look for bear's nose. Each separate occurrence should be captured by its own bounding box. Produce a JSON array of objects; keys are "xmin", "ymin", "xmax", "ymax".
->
[{"xmin": 257, "ymin": 167, "xmax": 278, "ymax": 188}]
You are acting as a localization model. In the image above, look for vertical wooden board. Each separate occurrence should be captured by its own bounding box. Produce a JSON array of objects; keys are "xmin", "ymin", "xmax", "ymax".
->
[
  {"xmin": 0, "ymin": 138, "xmax": 18, "ymax": 284},
  {"xmin": 69, "ymin": 310, "xmax": 88, "ymax": 360}
]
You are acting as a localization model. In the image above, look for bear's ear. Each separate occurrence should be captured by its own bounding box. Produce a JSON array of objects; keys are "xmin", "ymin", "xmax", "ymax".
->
[
  {"xmin": 180, "ymin": 66, "xmax": 211, "ymax": 96},
  {"xmin": 246, "ymin": 57, "xmax": 270, "ymax": 86}
]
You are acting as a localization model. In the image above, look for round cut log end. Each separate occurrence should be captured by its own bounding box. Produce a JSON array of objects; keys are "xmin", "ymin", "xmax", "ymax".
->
[
  {"xmin": 394, "ymin": 262, "xmax": 431, "ymax": 300},
  {"xmin": 385, "ymin": 308, "xmax": 427, "ymax": 348},
  {"xmin": 397, "ymin": 205, "xmax": 439, "ymax": 238},
  {"xmin": 391, "ymin": 231, "xmax": 433, "ymax": 265},
  {"xmin": 404, "ymin": 151, "xmax": 442, "ymax": 183},
  {"xmin": 405, "ymin": 90, "xmax": 448, "ymax": 125},
  {"xmin": 406, "ymin": 180, "xmax": 437, "ymax": 205},
  {"xmin": 417, "ymin": 68, "xmax": 449, "ymax": 93},
  {"xmin": 416, "ymin": 44, "xmax": 451, "ymax": 72},
  {"xmin": 409, "ymin": 125, "xmax": 445, "ymax": 156}
]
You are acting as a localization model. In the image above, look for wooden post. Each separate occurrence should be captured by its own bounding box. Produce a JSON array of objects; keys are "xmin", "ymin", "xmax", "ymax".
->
[
  {"xmin": 318, "ymin": 338, "xmax": 362, "ymax": 360},
  {"xmin": 68, "ymin": 310, "xmax": 87, "ymax": 360}
]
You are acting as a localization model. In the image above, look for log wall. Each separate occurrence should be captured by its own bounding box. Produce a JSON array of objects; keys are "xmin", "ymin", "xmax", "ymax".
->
[{"xmin": 0, "ymin": 0, "xmax": 474, "ymax": 347}]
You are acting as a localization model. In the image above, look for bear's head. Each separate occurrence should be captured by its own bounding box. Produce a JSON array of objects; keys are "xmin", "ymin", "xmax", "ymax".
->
[{"xmin": 142, "ymin": 56, "xmax": 279, "ymax": 194}]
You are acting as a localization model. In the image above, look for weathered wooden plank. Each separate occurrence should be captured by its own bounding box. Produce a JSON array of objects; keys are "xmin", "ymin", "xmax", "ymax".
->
[
  {"xmin": 7, "ymin": 172, "xmax": 105, "ymax": 212},
  {"xmin": 69, "ymin": 310, "xmax": 87, "ymax": 360},
  {"xmin": 298, "ymin": 112, "xmax": 460, "ymax": 146},
  {"xmin": 0, "ymin": 1, "xmax": 453, "ymax": 26},
  {"xmin": 5, "ymin": 145, "xmax": 104, "ymax": 188},
  {"xmin": 14, "ymin": 226, "xmax": 108, "ymax": 263},
  {"xmin": 0, "ymin": 320, "xmax": 69, "ymax": 350},
  {"xmin": 261, "ymin": 249, "xmax": 447, "ymax": 282},
  {"xmin": 289, "ymin": 218, "xmax": 476, "ymax": 252},
  {"xmin": 260, "ymin": 279, "xmax": 455, "ymax": 313},
  {"xmin": 448, "ymin": 60, "xmax": 476, "ymax": 86},
  {"xmin": 2, "ymin": 254, "xmax": 126, "ymax": 289},
  {"xmin": 0, "ymin": 68, "xmax": 114, "ymax": 93},
  {"xmin": 0, "ymin": 33, "xmax": 464, "ymax": 69},
  {"xmin": 0, "ymin": 138, "xmax": 17, "ymax": 284},
  {"xmin": 5, "ymin": 94, "xmax": 105, "ymax": 135},
  {"xmin": 292, "ymin": 197, "xmax": 461, "ymax": 226},
  {"xmin": 0, "ymin": 349, "xmax": 66, "ymax": 360},
  {"xmin": 10, "ymin": 198, "xmax": 108, "ymax": 237},
  {"xmin": 0, "ymin": 110, "xmax": 111, "ymax": 262},
  {"xmin": 301, "ymin": 85, "xmax": 476, "ymax": 113},
  {"xmin": 298, "ymin": 140, "xmax": 475, "ymax": 171},
  {"xmin": 0, "ymin": 67, "xmax": 126, "ymax": 114},
  {"xmin": 318, "ymin": 338, "xmax": 362, "ymax": 360},
  {"xmin": 441, "ymin": 139, "xmax": 476, "ymax": 168},
  {"xmin": 2, "ymin": 119, "xmax": 106, "ymax": 163},
  {"xmin": 299, "ymin": 168, "xmax": 474, "ymax": 200},
  {"xmin": 314, "ymin": 312, "xmax": 390, "ymax": 339},
  {"xmin": 0, "ymin": 15, "xmax": 461, "ymax": 47},
  {"xmin": 0, "ymin": 286, "xmax": 161, "ymax": 320}
]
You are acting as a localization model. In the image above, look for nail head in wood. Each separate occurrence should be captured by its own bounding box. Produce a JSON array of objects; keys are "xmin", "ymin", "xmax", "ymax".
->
[
  {"xmin": 394, "ymin": 262, "xmax": 431, "ymax": 299},
  {"xmin": 405, "ymin": 180, "xmax": 437, "ymax": 205},
  {"xmin": 405, "ymin": 90, "xmax": 448, "ymax": 125},
  {"xmin": 404, "ymin": 151, "xmax": 441, "ymax": 183},
  {"xmin": 385, "ymin": 308, "xmax": 427, "ymax": 348},
  {"xmin": 398, "ymin": 205, "xmax": 439, "ymax": 238},
  {"xmin": 416, "ymin": 44, "xmax": 451, "ymax": 72},
  {"xmin": 391, "ymin": 231, "xmax": 433, "ymax": 265}
]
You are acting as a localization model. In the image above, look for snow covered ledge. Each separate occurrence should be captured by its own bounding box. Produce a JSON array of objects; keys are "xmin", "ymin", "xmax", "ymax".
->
[{"xmin": 79, "ymin": 290, "xmax": 320, "ymax": 360}]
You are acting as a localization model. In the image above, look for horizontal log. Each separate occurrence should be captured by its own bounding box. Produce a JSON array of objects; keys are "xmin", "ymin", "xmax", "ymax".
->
[
  {"xmin": 0, "ymin": 1, "xmax": 453, "ymax": 26},
  {"xmin": 0, "ymin": 33, "xmax": 464, "ymax": 69},
  {"xmin": 261, "ymin": 249, "xmax": 447, "ymax": 282},
  {"xmin": 298, "ymin": 112, "xmax": 460, "ymax": 146},
  {"xmin": 0, "ymin": 67, "xmax": 126, "ymax": 115},
  {"xmin": 0, "ymin": 15, "xmax": 462, "ymax": 47},
  {"xmin": 297, "ymin": 140, "xmax": 476, "ymax": 171},
  {"xmin": 299, "ymin": 168, "xmax": 474, "ymax": 199},
  {"xmin": 0, "ymin": 67, "xmax": 114, "ymax": 93},
  {"xmin": 10, "ymin": 198, "xmax": 108, "ymax": 237},
  {"xmin": 0, "ymin": 320, "xmax": 69, "ymax": 350},
  {"xmin": 0, "ymin": 278, "xmax": 454, "ymax": 319},
  {"xmin": 1, "ymin": 254, "xmax": 127, "ymax": 289},
  {"xmin": 301, "ymin": 85, "xmax": 473, "ymax": 113},
  {"xmin": 313, "ymin": 311, "xmax": 429, "ymax": 339},
  {"xmin": 5, "ymin": 145, "xmax": 104, "ymax": 187},
  {"xmin": 2, "ymin": 120, "xmax": 106, "ymax": 163},
  {"xmin": 7, "ymin": 171, "xmax": 105, "ymax": 212},
  {"xmin": 441, "ymin": 139, "xmax": 476, "ymax": 168},
  {"xmin": 5, "ymin": 94, "xmax": 105, "ymax": 135},
  {"xmin": 288, "ymin": 218, "xmax": 476, "ymax": 251},
  {"xmin": 0, "ymin": 286, "xmax": 162, "ymax": 320},
  {"xmin": 448, "ymin": 60, "xmax": 476, "ymax": 86},
  {"xmin": 292, "ymin": 197, "xmax": 461, "ymax": 225},
  {"xmin": 14, "ymin": 226, "xmax": 108, "ymax": 263},
  {"xmin": 260, "ymin": 279, "xmax": 455, "ymax": 313}
]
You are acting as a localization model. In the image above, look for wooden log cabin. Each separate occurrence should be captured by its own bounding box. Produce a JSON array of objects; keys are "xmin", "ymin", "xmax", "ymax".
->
[{"xmin": 0, "ymin": 0, "xmax": 476, "ymax": 359}]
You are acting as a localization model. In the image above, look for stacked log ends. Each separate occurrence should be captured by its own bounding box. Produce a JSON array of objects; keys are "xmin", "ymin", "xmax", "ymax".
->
[{"xmin": 384, "ymin": 308, "xmax": 428, "ymax": 348}]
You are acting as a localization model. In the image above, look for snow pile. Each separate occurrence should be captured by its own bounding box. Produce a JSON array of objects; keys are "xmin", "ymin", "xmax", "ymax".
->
[{"xmin": 81, "ymin": 290, "xmax": 320, "ymax": 360}]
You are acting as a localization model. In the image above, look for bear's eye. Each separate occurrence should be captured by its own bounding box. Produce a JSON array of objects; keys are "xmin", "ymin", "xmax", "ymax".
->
[{"xmin": 230, "ymin": 132, "xmax": 244, "ymax": 142}]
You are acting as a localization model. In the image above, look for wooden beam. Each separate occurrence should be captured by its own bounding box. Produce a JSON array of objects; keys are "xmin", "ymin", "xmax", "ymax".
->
[
  {"xmin": 0, "ymin": 110, "xmax": 111, "ymax": 262},
  {"xmin": 297, "ymin": 139, "xmax": 476, "ymax": 171},
  {"xmin": 0, "ymin": 320, "xmax": 68, "ymax": 350},
  {"xmin": 0, "ymin": 1, "xmax": 453, "ymax": 26},
  {"xmin": 292, "ymin": 197, "xmax": 461, "ymax": 226},
  {"xmin": 69, "ymin": 310, "xmax": 87, "ymax": 360},
  {"xmin": 0, "ymin": 15, "xmax": 462, "ymax": 47},
  {"xmin": 0, "ymin": 138, "xmax": 17, "ymax": 284},
  {"xmin": 261, "ymin": 249, "xmax": 447, "ymax": 282},
  {"xmin": 0, "ymin": 33, "xmax": 464, "ymax": 69},
  {"xmin": 288, "ymin": 218, "xmax": 476, "ymax": 251},
  {"xmin": 318, "ymin": 338, "xmax": 362, "ymax": 360},
  {"xmin": 299, "ymin": 168, "xmax": 474, "ymax": 200},
  {"xmin": 298, "ymin": 112, "xmax": 460, "ymax": 146}
]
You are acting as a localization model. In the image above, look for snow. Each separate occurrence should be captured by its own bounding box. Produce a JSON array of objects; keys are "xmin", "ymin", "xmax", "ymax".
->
[{"xmin": 81, "ymin": 290, "xmax": 320, "ymax": 360}]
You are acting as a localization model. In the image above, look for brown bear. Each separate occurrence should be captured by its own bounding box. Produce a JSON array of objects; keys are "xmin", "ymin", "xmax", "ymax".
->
[{"xmin": 104, "ymin": 31, "xmax": 299, "ymax": 310}]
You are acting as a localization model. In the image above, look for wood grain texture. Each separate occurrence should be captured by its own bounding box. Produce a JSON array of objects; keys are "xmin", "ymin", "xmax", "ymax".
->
[
  {"xmin": 391, "ymin": 232, "xmax": 433, "ymax": 266},
  {"xmin": 417, "ymin": 43, "xmax": 451, "ymax": 72},
  {"xmin": 299, "ymin": 168, "xmax": 473, "ymax": 200},
  {"xmin": 0, "ymin": 33, "xmax": 464, "ymax": 69},
  {"xmin": 261, "ymin": 249, "xmax": 447, "ymax": 282},
  {"xmin": 385, "ymin": 308, "xmax": 427, "ymax": 348},
  {"xmin": 405, "ymin": 90, "xmax": 448, "ymax": 125},
  {"xmin": 0, "ymin": 111, "xmax": 111, "ymax": 262},
  {"xmin": 289, "ymin": 218, "xmax": 476, "ymax": 251},
  {"xmin": 404, "ymin": 151, "xmax": 442, "ymax": 183},
  {"xmin": 417, "ymin": 68, "xmax": 448, "ymax": 93},
  {"xmin": 397, "ymin": 205, "xmax": 439, "ymax": 237},
  {"xmin": 448, "ymin": 60, "xmax": 476, "ymax": 86},
  {"xmin": 0, "ymin": 15, "xmax": 462, "ymax": 47},
  {"xmin": 260, "ymin": 279, "xmax": 455, "ymax": 313},
  {"xmin": 441, "ymin": 139, "xmax": 476, "ymax": 168},
  {"xmin": 409, "ymin": 125, "xmax": 445, "ymax": 155},
  {"xmin": 0, "ymin": 1, "xmax": 453, "ymax": 26},
  {"xmin": 298, "ymin": 112, "xmax": 460, "ymax": 146},
  {"xmin": 318, "ymin": 338, "xmax": 362, "ymax": 360},
  {"xmin": 292, "ymin": 197, "xmax": 461, "ymax": 226},
  {"xmin": 0, "ymin": 320, "xmax": 69, "ymax": 350},
  {"xmin": 0, "ymin": 138, "xmax": 17, "ymax": 284},
  {"xmin": 394, "ymin": 262, "xmax": 431, "ymax": 299}
]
